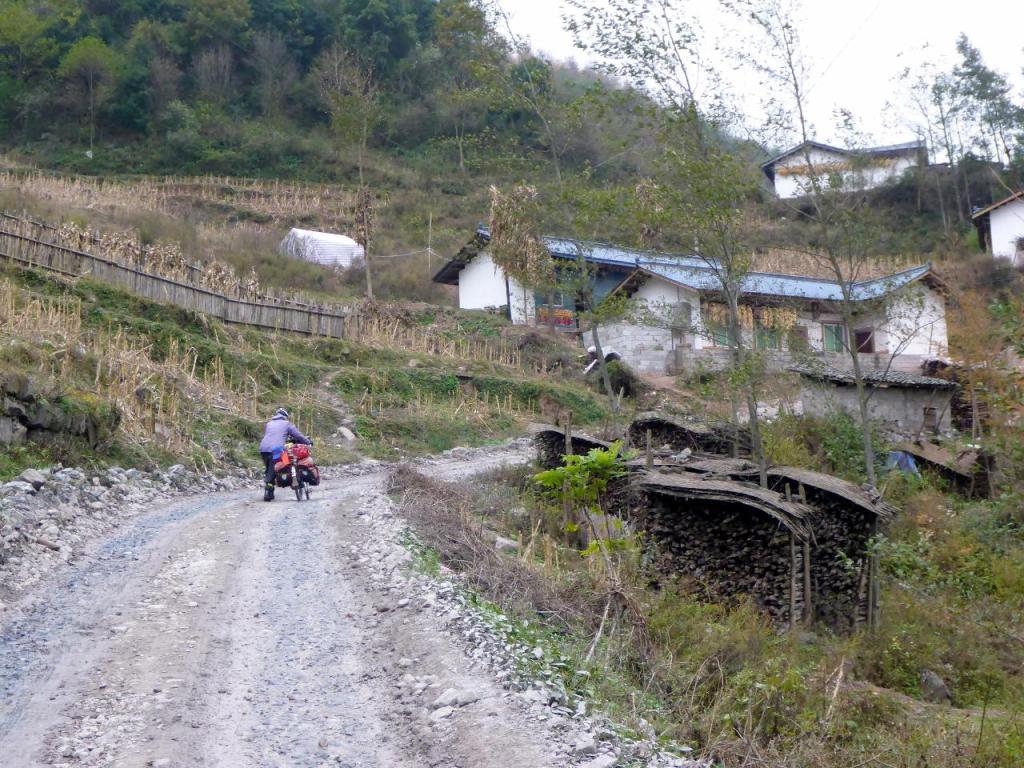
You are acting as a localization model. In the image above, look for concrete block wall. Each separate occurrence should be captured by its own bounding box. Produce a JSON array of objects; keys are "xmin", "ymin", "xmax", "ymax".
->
[{"xmin": 602, "ymin": 322, "xmax": 674, "ymax": 374}]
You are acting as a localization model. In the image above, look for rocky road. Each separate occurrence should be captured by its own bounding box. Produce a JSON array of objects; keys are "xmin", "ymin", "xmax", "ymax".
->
[{"xmin": 0, "ymin": 448, "xmax": 602, "ymax": 768}]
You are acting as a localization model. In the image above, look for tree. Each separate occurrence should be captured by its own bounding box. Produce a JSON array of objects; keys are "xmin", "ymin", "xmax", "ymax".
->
[
  {"xmin": 250, "ymin": 29, "xmax": 298, "ymax": 118},
  {"xmin": 734, "ymin": 0, "xmax": 941, "ymax": 485},
  {"xmin": 337, "ymin": 0, "xmax": 435, "ymax": 79},
  {"xmin": 184, "ymin": 0, "xmax": 253, "ymax": 48},
  {"xmin": 953, "ymin": 35, "xmax": 1022, "ymax": 168},
  {"xmin": 568, "ymin": 0, "xmax": 770, "ymax": 483},
  {"xmin": 313, "ymin": 43, "xmax": 381, "ymax": 185},
  {"xmin": 488, "ymin": 182, "xmax": 632, "ymax": 413},
  {"xmin": 0, "ymin": 1, "xmax": 56, "ymax": 83},
  {"xmin": 434, "ymin": 0, "xmax": 505, "ymax": 172},
  {"xmin": 58, "ymin": 37, "xmax": 119, "ymax": 152},
  {"xmin": 193, "ymin": 44, "xmax": 234, "ymax": 108}
]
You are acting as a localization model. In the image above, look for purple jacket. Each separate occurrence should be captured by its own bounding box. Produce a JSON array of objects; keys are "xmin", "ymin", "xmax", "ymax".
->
[{"xmin": 259, "ymin": 414, "xmax": 311, "ymax": 452}]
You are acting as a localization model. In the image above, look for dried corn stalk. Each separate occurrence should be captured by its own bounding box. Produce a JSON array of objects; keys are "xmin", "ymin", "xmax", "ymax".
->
[{"xmin": 488, "ymin": 185, "xmax": 554, "ymax": 289}]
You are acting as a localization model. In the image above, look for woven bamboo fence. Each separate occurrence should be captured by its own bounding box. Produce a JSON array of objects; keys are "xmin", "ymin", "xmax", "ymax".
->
[{"xmin": 0, "ymin": 223, "xmax": 349, "ymax": 338}]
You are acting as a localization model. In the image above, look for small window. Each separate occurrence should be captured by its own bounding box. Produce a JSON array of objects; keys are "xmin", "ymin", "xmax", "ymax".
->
[
  {"xmin": 755, "ymin": 322, "xmax": 781, "ymax": 350},
  {"xmin": 854, "ymin": 328, "xmax": 875, "ymax": 353},
  {"xmin": 822, "ymin": 323, "xmax": 845, "ymax": 353}
]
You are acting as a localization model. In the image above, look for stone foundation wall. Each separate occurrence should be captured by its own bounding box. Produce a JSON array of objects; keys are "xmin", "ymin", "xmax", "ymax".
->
[
  {"xmin": 1, "ymin": 373, "xmax": 119, "ymax": 449},
  {"xmin": 801, "ymin": 381, "xmax": 952, "ymax": 434}
]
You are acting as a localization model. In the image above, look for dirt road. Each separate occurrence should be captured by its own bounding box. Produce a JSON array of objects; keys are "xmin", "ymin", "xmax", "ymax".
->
[{"xmin": 0, "ymin": 450, "xmax": 579, "ymax": 767}]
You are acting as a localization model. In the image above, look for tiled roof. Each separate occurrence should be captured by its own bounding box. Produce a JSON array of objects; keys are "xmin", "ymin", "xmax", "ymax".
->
[
  {"xmin": 439, "ymin": 227, "xmax": 934, "ymax": 303},
  {"xmin": 761, "ymin": 139, "xmax": 926, "ymax": 169},
  {"xmin": 790, "ymin": 364, "xmax": 956, "ymax": 389},
  {"xmin": 639, "ymin": 261, "xmax": 931, "ymax": 301}
]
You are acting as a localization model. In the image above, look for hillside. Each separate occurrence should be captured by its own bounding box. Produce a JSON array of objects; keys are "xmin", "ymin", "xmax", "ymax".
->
[{"xmin": 0, "ymin": 253, "xmax": 606, "ymax": 481}]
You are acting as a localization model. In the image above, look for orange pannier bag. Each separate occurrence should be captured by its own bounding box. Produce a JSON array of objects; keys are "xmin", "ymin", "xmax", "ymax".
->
[{"xmin": 274, "ymin": 451, "xmax": 291, "ymax": 472}]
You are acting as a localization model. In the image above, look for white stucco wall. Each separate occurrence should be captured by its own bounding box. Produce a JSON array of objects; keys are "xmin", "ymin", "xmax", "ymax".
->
[
  {"xmin": 456, "ymin": 251, "xmax": 533, "ymax": 324},
  {"xmin": 771, "ymin": 147, "xmax": 919, "ymax": 199},
  {"xmin": 873, "ymin": 285, "xmax": 947, "ymax": 359},
  {"xmin": 989, "ymin": 199, "xmax": 1024, "ymax": 265}
]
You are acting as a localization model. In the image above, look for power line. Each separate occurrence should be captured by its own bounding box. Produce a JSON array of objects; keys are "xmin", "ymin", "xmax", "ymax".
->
[{"xmin": 805, "ymin": 0, "xmax": 883, "ymax": 97}]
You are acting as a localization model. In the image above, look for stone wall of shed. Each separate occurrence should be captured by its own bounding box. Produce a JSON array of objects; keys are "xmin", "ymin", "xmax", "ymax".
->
[{"xmin": 800, "ymin": 380, "xmax": 952, "ymax": 433}]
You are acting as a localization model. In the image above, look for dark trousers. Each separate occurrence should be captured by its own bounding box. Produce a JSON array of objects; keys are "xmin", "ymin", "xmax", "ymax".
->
[{"xmin": 261, "ymin": 451, "xmax": 275, "ymax": 491}]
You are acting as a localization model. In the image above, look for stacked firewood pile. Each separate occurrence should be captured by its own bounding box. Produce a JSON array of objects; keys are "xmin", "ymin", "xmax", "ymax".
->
[
  {"xmin": 729, "ymin": 467, "xmax": 893, "ymax": 630},
  {"xmin": 627, "ymin": 411, "xmax": 750, "ymax": 456},
  {"xmin": 633, "ymin": 472, "xmax": 813, "ymax": 625},
  {"xmin": 533, "ymin": 416, "xmax": 892, "ymax": 631},
  {"xmin": 533, "ymin": 426, "xmax": 612, "ymax": 470}
]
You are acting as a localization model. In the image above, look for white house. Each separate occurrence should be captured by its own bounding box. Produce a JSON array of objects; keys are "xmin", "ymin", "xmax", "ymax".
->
[
  {"xmin": 435, "ymin": 229, "xmax": 949, "ymax": 380},
  {"xmin": 280, "ymin": 228, "xmax": 365, "ymax": 269},
  {"xmin": 762, "ymin": 140, "xmax": 926, "ymax": 199},
  {"xmin": 973, "ymin": 190, "xmax": 1024, "ymax": 265}
]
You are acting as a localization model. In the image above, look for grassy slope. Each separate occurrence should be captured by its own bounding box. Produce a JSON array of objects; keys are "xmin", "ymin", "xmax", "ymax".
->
[{"xmin": 0, "ymin": 262, "xmax": 605, "ymax": 478}]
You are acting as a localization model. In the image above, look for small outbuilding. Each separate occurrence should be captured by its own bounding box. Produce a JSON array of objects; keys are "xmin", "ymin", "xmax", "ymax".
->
[
  {"xmin": 761, "ymin": 139, "xmax": 926, "ymax": 199},
  {"xmin": 793, "ymin": 364, "xmax": 956, "ymax": 435},
  {"xmin": 280, "ymin": 228, "xmax": 364, "ymax": 269},
  {"xmin": 532, "ymin": 418, "xmax": 895, "ymax": 632},
  {"xmin": 634, "ymin": 458, "xmax": 894, "ymax": 631},
  {"xmin": 635, "ymin": 470, "xmax": 815, "ymax": 626}
]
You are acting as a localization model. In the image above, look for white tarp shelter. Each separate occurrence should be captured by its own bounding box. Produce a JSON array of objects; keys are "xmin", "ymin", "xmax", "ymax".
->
[{"xmin": 280, "ymin": 228, "xmax": 364, "ymax": 268}]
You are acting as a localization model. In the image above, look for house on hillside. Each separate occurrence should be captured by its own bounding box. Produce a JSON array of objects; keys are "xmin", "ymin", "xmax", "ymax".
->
[
  {"xmin": 972, "ymin": 190, "xmax": 1024, "ymax": 265},
  {"xmin": 762, "ymin": 140, "xmax": 927, "ymax": 199},
  {"xmin": 435, "ymin": 228, "xmax": 953, "ymax": 435}
]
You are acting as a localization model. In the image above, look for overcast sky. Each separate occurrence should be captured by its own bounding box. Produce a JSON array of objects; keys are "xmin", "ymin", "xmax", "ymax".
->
[{"xmin": 497, "ymin": 0, "xmax": 1024, "ymax": 149}]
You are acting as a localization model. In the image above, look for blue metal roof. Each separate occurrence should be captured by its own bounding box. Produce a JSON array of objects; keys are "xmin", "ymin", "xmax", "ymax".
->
[
  {"xmin": 472, "ymin": 226, "xmax": 931, "ymax": 302},
  {"xmin": 640, "ymin": 261, "xmax": 932, "ymax": 301}
]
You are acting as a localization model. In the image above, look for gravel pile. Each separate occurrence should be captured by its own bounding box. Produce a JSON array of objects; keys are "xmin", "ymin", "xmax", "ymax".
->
[
  {"xmin": 351, "ymin": 447, "xmax": 710, "ymax": 768},
  {"xmin": 0, "ymin": 463, "xmax": 254, "ymax": 600}
]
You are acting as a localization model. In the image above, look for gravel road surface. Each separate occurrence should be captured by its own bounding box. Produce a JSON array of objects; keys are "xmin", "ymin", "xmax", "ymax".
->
[{"xmin": 0, "ymin": 450, "xmax": 573, "ymax": 768}]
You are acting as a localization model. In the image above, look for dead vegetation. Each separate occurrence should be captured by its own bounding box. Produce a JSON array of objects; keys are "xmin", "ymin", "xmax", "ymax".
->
[
  {"xmin": 388, "ymin": 464, "xmax": 600, "ymax": 626},
  {"xmin": 387, "ymin": 449, "xmax": 1024, "ymax": 768}
]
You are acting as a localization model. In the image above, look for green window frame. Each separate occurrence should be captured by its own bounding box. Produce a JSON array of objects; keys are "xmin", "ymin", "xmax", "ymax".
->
[
  {"xmin": 822, "ymin": 323, "xmax": 845, "ymax": 353},
  {"xmin": 705, "ymin": 320, "xmax": 730, "ymax": 347},
  {"xmin": 755, "ymin": 322, "xmax": 781, "ymax": 351}
]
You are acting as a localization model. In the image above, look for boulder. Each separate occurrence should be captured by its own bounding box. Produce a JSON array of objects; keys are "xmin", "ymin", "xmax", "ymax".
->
[
  {"xmin": 920, "ymin": 669, "xmax": 952, "ymax": 704},
  {"xmin": 0, "ymin": 416, "xmax": 27, "ymax": 446},
  {"xmin": 18, "ymin": 468, "xmax": 47, "ymax": 491},
  {"xmin": 24, "ymin": 402, "xmax": 69, "ymax": 432},
  {"xmin": 1, "ymin": 480, "xmax": 35, "ymax": 497},
  {"xmin": 337, "ymin": 426, "xmax": 357, "ymax": 442},
  {"xmin": 494, "ymin": 536, "xmax": 520, "ymax": 554},
  {"xmin": 0, "ymin": 372, "xmax": 39, "ymax": 402}
]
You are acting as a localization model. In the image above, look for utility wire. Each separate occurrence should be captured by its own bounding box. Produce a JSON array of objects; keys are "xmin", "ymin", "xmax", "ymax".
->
[{"xmin": 804, "ymin": 0, "xmax": 883, "ymax": 97}]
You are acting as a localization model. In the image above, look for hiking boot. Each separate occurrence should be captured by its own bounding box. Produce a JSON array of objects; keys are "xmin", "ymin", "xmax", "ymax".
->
[{"xmin": 264, "ymin": 488, "xmax": 274, "ymax": 502}]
